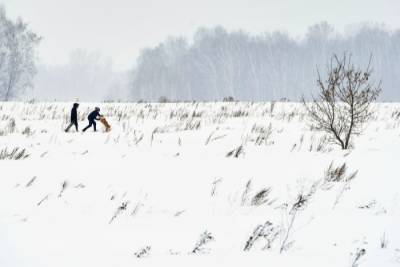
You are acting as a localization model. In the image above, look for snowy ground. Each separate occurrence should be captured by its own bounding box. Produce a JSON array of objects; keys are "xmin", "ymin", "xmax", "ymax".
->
[{"xmin": 0, "ymin": 101, "xmax": 399, "ymax": 267}]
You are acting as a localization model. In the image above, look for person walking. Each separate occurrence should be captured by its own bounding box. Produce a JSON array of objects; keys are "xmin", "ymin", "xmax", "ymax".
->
[
  {"xmin": 65, "ymin": 103, "xmax": 79, "ymax": 132},
  {"xmin": 82, "ymin": 107, "xmax": 102, "ymax": 132}
]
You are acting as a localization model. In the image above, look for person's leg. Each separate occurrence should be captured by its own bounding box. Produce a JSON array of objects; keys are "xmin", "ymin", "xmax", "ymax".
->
[
  {"xmin": 65, "ymin": 122, "xmax": 73, "ymax": 132},
  {"xmin": 82, "ymin": 121, "xmax": 92, "ymax": 132},
  {"xmin": 93, "ymin": 121, "xmax": 97, "ymax": 131},
  {"xmin": 74, "ymin": 121, "xmax": 79, "ymax": 132}
]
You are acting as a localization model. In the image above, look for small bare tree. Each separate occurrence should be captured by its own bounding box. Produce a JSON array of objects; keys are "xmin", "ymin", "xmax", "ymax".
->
[{"xmin": 303, "ymin": 53, "xmax": 381, "ymax": 149}]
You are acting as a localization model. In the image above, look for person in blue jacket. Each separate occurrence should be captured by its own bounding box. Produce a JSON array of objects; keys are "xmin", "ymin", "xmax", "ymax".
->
[
  {"xmin": 65, "ymin": 103, "xmax": 79, "ymax": 132},
  {"xmin": 82, "ymin": 107, "xmax": 102, "ymax": 132}
]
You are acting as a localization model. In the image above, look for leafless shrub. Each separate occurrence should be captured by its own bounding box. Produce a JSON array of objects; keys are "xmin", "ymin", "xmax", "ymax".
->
[
  {"xmin": 286, "ymin": 112, "xmax": 296, "ymax": 122},
  {"xmin": 324, "ymin": 162, "xmax": 358, "ymax": 183},
  {"xmin": 0, "ymin": 147, "xmax": 30, "ymax": 160},
  {"xmin": 358, "ymin": 199, "xmax": 376, "ymax": 210},
  {"xmin": 134, "ymin": 246, "xmax": 151, "ymax": 258},
  {"xmin": 380, "ymin": 232, "xmax": 388, "ymax": 249},
  {"xmin": 192, "ymin": 231, "xmax": 214, "ymax": 254},
  {"xmin": 7, "ymin": 118, "xmax": 16, "ymax": 133},
  {"xmin": 241, "ymin": 179, "xmax": 252, "ymax": 205},
  {"xmin": 231, "ymin": 109, "xmax": 249, "ymax": 117},
  {"xmin": 290, "ymin": 183, "xmax": 318, "ymax": 213},
  {"xmin": 205, "ymin": 131, "xmax": 227, "ymax": 145},
  {"xmin": 205, "ymin": 131, "xmax": 216, "ymax": 145},
  {"xmin": 351, "ymin": 248, "xmax": 366, "ymax": 267},
  {"xmin": 270, "ymin": 101, "xmax": 276, "ymax": 113},
  {"xmin": 174, "ymin": 210, "xmax": 185, "ymax": 217},
  {"xmin": 253, "ymin": 123, "xmax": 273, "ymax": 146},
  {"xmin": 321, "ymin": 161, "xmax": 358, "ymax": 208},
  {"xmin": 280, "ymin": 180, "xmax": 319, "ymax": 253},
  {"xmin": 131, "ymin": 202, "xmax": 143, "ymax": 216},
  {"xmin": 391, "ymin": 110, "xmax": 400, "ymax": 120},
  {"xmin": 325, "ymin": 162, "xmax": 345, "ymax": 182},
  {"xmin": 184, "ymin": 119, "xmax": 201, "ymax": 130},
  {"xmin": 226, "ymin": 145, "xmax": 244, "ymax": 158},
  {"xmin": 109, "ymin": 201, "xmax": 129, "ymax": 224},
  {"xmin": 244, "ymin": 221, "xmax": 281, "ymax": 251},
  {"xmin": 315, "ymin": 135, "xmax": 330, "ymax": 152},
  {"xmin": 58, "ymin": 180, "xmax": 68, "ymax": 198},
  {"xmin": 251, "ymin": 187, "xmax": 275, "ymax": 206},
  {"xmin": 37, "ymin": 194, "xmax": 50, "ymax": 206},
  {"xmin": 290, "ymin": 143, "xmax": 297, "ymax": 152},
  {"xmin": 211, "ymin": 178, "xmax": 222, "ymax": 197},
  {"xmin": 22, "ymin": 126, "xmax": 33, "ymax": 136},
  {"xmin": 26, "ymin": 176, "xmax": 37, "ymax": 187},
  {"xmin": 192, "ymin": 110, "xmax": 203, "ymax": 118},
  {"xmin": 223, "ymin": 96, "xmax": 235, "ymax": 102},
  {"xmin": 291, "ymin": 134, "xmax": 305, "ymax": 152},
  {"xmin": 74, "ymin": 183, "xmax": 85, "ymax": 189},
  {"xmin": 309, "ymin": 135, "xmax": 330, "ymax": 152},
  {"xmin": 332, "ymin": 174, "xmax": 358, "ymax": 209},
  {"xmin": 302, "ymin": 53, "xmax": 381, "ymax": 149},
  {"xmin": 150, "ymin": 127, "xmax": 158, "ymax": 146}
]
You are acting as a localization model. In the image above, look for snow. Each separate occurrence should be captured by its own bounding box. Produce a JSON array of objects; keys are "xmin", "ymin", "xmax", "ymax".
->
[{"xmin": 0, "ymin": 101, "xmax": 399, "ymax": 267}]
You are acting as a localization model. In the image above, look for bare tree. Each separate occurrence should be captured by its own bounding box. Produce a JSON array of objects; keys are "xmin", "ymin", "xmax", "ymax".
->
[
  {"xmin": 303, "ymin": 53, "xmax": 381, "ymax": 149},
  {"xmin": 0, "ymin": 6, "xmax": 41, "ymax": 101}
]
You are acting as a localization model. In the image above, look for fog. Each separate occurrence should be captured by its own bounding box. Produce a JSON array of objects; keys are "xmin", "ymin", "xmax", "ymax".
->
[
  {"xmin": 28, "ymin": 50, "xmax": 129, "ymax": 102},
  {"xmin": 4, "ymin": 0, "xmax": 400, "ymax": 102},
  {"xmin": 128, "ymin": 23, "xmax": 400, "ymax": 101},
  {"xmin": 28, "ymin": 23, "xmax": 400, "ymax": 102}
]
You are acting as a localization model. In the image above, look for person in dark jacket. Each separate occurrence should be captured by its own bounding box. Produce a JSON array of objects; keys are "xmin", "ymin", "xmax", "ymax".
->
[
  {"xmin": 82, "ymin": 107, "xmax": 102, "ymax": 132},
  {"xmin": 65, "ymin": 103, "xmax": 79, "ymax": 132}
]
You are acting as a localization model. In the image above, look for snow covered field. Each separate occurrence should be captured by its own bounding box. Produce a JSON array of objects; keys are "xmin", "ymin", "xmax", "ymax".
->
[{"xmin": 0, "ymin": 101, "xmax": 399, "ymax": 267}]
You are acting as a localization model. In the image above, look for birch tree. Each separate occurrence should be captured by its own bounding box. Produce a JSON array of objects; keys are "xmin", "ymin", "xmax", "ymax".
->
[{"xmin": 0, "ymin": 6, "xmax": 41, "ymax": 101}]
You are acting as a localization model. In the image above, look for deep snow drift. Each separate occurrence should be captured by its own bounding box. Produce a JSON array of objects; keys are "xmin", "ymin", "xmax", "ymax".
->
[{"xmin": 0, "ymin": 101, "xmax": 399, "ymax": 267}]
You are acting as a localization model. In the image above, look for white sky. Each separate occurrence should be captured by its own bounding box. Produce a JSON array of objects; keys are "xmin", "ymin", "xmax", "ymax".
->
[{"xmin": 4, "ymin": 0, "xmax": 400, "ymax": 71}]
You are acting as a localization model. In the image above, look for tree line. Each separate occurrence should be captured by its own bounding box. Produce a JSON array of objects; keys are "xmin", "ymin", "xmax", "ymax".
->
[{"xmin": 129, "ymin": 23, "xmax": 400, "ymax": 101}]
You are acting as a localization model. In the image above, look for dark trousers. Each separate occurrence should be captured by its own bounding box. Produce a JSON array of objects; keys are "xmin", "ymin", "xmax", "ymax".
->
[
  {"xmin": 65, "ymin": 121, "xmax": 78, "ymax": 132},
  {"xmin": 82, "ymin": 120, "xmax": 96, "ymax": 132}
]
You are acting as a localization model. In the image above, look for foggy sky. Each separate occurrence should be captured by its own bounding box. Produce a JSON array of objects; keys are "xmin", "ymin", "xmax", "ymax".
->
[{"xmin": 4, "ymin": 0, "xmax": 400, "ymax": 71}]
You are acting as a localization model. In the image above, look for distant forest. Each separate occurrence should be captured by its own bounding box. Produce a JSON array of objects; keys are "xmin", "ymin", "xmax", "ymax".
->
[
  {"xmin": 32, "ymin": 22, "xmax": 400, "ymax": 102},
  {"xmin": 128, "ymin": 22, "xmax": 400, "ymax": 102}
]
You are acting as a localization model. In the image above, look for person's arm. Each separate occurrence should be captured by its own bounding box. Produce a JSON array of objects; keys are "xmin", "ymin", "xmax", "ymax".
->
[{"xmin": 95, "ymin": 112, "xmax": 102, "ymax": 120}]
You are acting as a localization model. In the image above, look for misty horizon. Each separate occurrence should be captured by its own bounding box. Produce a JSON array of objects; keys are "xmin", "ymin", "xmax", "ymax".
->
[
  {"xmin": 25, "ymin": 23, "xmax": 400, "ymax": 102},
  {"xmin": 2, "ymin": 0, "xmax": 400, "ymax": 101},
  {"xmin": 5, "ymin": 0, "xmax": 400, "ymax": 70},
  {"xmin": 32, "ymin": 21, "xmax": 400, "ymax": 72}
]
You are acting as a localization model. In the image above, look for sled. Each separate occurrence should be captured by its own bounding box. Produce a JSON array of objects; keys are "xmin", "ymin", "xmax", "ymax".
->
[{"xmin": 100, "ymin": 117, "xmax": 111, "ymax": 132}]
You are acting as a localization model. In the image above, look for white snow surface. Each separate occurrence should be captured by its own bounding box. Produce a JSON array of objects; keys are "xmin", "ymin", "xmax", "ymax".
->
[{"xmin": 0, "ymin": 101, "xmax": 399, "ymax": 267}]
